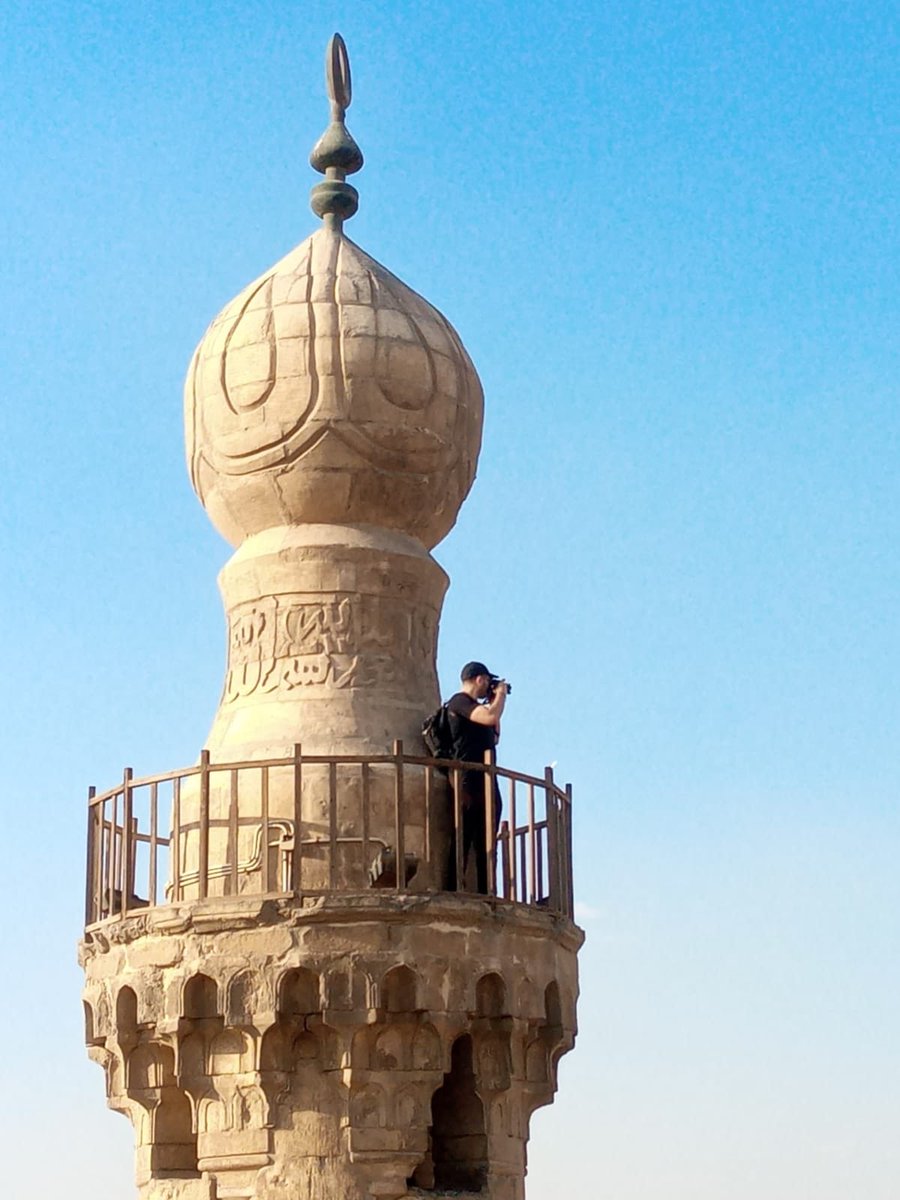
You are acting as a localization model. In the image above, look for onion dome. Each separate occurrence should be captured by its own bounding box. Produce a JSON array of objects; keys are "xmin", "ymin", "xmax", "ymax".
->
[{"xmin": 185, "ymin": 34, "xmax": 483, "ymax": 550}]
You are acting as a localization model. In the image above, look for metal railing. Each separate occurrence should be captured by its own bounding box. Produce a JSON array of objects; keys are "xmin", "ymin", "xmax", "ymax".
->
[{"xmin": 84, "ymin": 742, "xmax": 574, "ymax": 928}]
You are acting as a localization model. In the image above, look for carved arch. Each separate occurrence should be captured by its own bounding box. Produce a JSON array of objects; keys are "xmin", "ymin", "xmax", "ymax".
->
[
  {"xmin": 116, "ymin": 985, "xmax": 139, "ymax": 1033},
  {"xmin": 382, "ymin": 964, "xmax": 418, "ymax": 1014},
  {"xmin": 183, "ymin": 973, "xmax": 219, "ymax": 1020},
  {"xmin": 475, "ymin": 972, "xmax": 507, "ymax": 1018},
  {"xmin": 227, "ymin": 970, "xmax": 257, "ymax": 1025},
  {"xmin": 83, "ymin": 999, "xmax": 103, "ymax": 1046},
  {"xmin": 278, "ymin": 966, "xmax": 320, "ymax": 1016}
]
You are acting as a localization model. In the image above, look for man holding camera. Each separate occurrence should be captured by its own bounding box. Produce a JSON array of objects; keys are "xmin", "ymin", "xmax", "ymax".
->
[{"xmin": 446, "ymin": 660, "xmax": 509, "ymax": 894}]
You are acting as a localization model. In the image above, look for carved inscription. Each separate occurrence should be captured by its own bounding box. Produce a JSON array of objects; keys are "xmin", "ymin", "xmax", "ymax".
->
[{"xmin": 223, "ymin": 594, "xmax": 437, "ymax": 702}]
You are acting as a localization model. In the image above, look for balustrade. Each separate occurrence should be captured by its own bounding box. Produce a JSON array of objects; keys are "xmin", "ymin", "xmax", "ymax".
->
[{"xmin": 84, "ymin": 744, "xmax": 574, "ymax": 927}]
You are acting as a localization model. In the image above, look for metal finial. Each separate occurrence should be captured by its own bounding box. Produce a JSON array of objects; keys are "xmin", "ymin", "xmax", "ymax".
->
[
  {"xmin": 326, "ymin": 32, "xmax": 352, "ymax": 114},
  {"xmin": 310, "ymin": 33, "xmax": 363, "ymax": 229}
]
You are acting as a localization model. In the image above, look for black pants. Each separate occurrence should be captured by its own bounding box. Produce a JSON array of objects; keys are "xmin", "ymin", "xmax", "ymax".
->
[{"xmin": 447, "ymin": 772, "xmax": 502, "ymax": 895}]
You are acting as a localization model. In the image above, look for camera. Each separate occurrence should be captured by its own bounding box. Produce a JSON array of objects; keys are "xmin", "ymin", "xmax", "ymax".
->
[{"xmin": 487, "ymin": 674, "xmax": 511, "ymax": 700}]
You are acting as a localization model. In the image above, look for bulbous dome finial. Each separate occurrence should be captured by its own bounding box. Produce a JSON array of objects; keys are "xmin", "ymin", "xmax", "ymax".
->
[
  {"xmin": 185, "ymin": 34, "xmax": 483, "ymax": 551},
  {"xmin": 310, "ymin": 34, "xmax": 363, "ymax": 228}
]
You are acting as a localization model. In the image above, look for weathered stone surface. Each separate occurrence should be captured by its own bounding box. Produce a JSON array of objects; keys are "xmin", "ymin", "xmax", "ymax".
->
[{"xmin": 82, "ymin": 896, "xmax": 580, "ymax": 1200}]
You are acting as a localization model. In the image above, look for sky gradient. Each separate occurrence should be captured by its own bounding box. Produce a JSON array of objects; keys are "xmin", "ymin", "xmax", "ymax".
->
[{"xmin": 1, "ymin": 2, "xmax": 897, "ymax": 1197}]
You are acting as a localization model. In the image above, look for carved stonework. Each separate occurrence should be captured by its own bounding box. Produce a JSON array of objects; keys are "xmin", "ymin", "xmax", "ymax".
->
[
  {"xmin": 223, "ymin": 592, "xmax": 438, "ymax": 704},
  {"xmin": 186, "ymin": 229, "xmax": 483, "ymax": 551},
  {"xmin": 81, "ymin": 896, "xmax": 581, "ymax": 1200},
  {"xmin": 82, "ymin": 35, "xmax": 581, "ymax": 1200}
]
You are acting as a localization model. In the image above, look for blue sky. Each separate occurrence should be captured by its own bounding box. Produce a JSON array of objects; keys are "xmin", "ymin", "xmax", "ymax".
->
[{"xmin": 0, "ymin": 2, "xmax": 897, "ymax": 1197}]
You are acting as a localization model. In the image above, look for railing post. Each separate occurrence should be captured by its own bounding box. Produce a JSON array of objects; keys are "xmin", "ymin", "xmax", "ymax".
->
[
  {"xmin": 452, "ymin": 765, "xmax": 464, "ymax": 891},
  {"xmin": 260, "ymin": 763, "xmax": 271, "ymax": 893},
  {"xmin": 393, "ymin": 740, "xmax": 405, "ymax": 892},
  {"xmin": 328, "ymin": 760, "xmax": 338, "ymax": 890},
  {"xmin": 507, "ymin": 776, "xmax": 517, "ymax": 902},
  {"xmin": 527, "ymin": 782, "xmax": 537, "ymax": 904},
  {"xmin": 121, "ymin": 768, "xmax": 134, "ymax": 917},
  {"xmin": 361, "ymin": 758, "xmax": 371, "ymax": 887},
  {"xmin": 228, "ymin": 768, "xmax": 239, "ymax": 896},
  {"xmin": 484, "ymin": 750, "xmax": 496, "ymax": 897},
  {"xmin": 149, "ymin": 781, "xmax": 159, "ymax": 906},
  {"xmin": 291, "ymin": 743, "xmax": 302, "ymax": 894},
  {"xmin": 172, "ymin": 776, "xmax": 182, "ymax": 901},
  {"xmin": 499, "ymin": 819, "xmax": 511, "ymax": 900},
  {"xmin": 107, "ymin": 785, "xmax": 119, "ymax": 918},
  {"xmin": 95, "ymin": 796, "xmax": 106, "ymax": 924},
  {"xmin": 84, "ymin": 786, "xmax": 96, "ymax": 925},
  {"xmin": 198, "ymin": 750, "xmax": 210, "ymax": 901},
  {"xmin": 564, "ymin": 782, "xmax": 574, "ymax": 918},
  {"xmin": 423, "ymin": 763, "xmax": 432, "ymax": 873},
  {"xmin": 545, "ymin": 765, "xmax": 560, "ymax": 912}
]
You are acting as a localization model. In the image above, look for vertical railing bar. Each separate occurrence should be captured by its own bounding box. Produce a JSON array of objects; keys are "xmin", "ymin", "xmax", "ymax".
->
[
  {"xmin": 292, "ymin": 744, "xmax": 302, "ymax": 894},
  {"xmin": 228, "ymin": 768, "xmax": 239, "ymax": 896},
  {"xmin": 508, "ymin": 776, "xmax": 517, "ymax": 903},
  {"xmin": 94, "ymin": 797, "xmax": 106, "ymax": 925},
  {"xmin": 328, "ymin": 761, "xmax": 338, "ymax": 890},
  {"xmin": 536, "ymin": 822, "xmax": 544, "ymax": 903},
  {"xmin": 149, "ymin": 781, "xmax": 159, "ymax": 906},
  {"xmin": 361, "ymin": 760, "xmax": 370, "ymax": 887},
  {"xmin": 518, "ymin": 827, "xmax": 527, "ymax": 905},
  {"xmin": 424, "ymin": 764, "xmax": 432, "ymax": 877},
  {"xmin": 565, "ymin": 782, "xmax": 574, "ymax": 919},
  {"xmin": 546, "ymin": 766, "xmax": 559, "ymax": 912},
  {"xmin": 84, "ymin": 787, "xmax": 96, "ymax": 925},
  {"xmin": 484, "ymin": 751, "xmax": 496, "ymax": 897},
  {"xmin": 172, "ymin": 776, "xmax": 182, "ymax": 901},
  {"xmin": 260, "ymin": 764, "xmax": 270, "ymax": 893},
  {"xmin": 393, "ymin": 740, "xmax": 405, "ymax": 893},
  {"xmin": 499, "ymin": 820, "xmax": 511, "ymax": 900},
  {"xmin": 527, "ymin": 782, "xmax": 537, "ymax": 905},
  {"xmin": 107, "ymin": 786, "xmax": 119, "ymax": 918},
  {"xmin": 453, "ymin": 766, "xmax": 464, "ymax": 891},
  {"xmin": 198, "ymin": 750, "xmax": 210, "ymax": 901}
]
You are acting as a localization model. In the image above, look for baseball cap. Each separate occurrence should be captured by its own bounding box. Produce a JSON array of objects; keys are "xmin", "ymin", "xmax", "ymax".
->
[{"xmin": 460, "ymin": 661, "xmax": 491, "ymax": 681}]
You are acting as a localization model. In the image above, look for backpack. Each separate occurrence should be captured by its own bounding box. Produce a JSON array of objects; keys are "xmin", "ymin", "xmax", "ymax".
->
[{"xmin": 421, "ymin": 702, "xmax": 454, "ymax": 759}]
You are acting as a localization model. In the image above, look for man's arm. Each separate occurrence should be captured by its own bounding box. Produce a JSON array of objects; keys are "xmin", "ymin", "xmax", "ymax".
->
[{"xmin": 468, "ymin": 681, "xmax": 508, "ymax": 727}]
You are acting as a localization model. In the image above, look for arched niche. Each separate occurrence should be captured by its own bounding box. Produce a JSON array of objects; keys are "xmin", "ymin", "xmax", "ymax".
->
[
  {"xmin": 278, "ymin": 967, "xmax": 320, "ymax": 1017},
  {"xmin": 427, "ymin": 1035, "xmax": 487, "ymax": 1192},
  {"xmin": 475, "ymin": 972, "xmax": 507, "ymax": 1018},
  {"xmin": 182, "ymin": 973, "xmax": 219, "ymax": 1020},
  {"xmin": 544, "ymin": 980, "xmax": 563, "ymax": 1036},
  {"xmin": 209, "ymin": 1028, "xmax": 252, "ymax": 1076},
  {"xmin": 382, "ymin": 964, "xmax": 418, "ymax": 1014},
  {"xmin": 116, "ymin": 986, "xmax": 139, "ymax": 1034},
  {"xmin": 153, "ymin": 1086, "xmax": 198, "ymax": 1176},
  {"xmin": 128, "ymin": 1042, "xmax": 174, "ymax": 1092},
  {"xmin": 227, "ymin": 970, "xmax": 257, "ymax": 1025},
  {"xmin": 83, "ymin": 999, "xmax": 103, "ymax": 1047}
]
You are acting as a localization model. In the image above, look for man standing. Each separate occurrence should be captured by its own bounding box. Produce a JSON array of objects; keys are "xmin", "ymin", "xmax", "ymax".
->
[{"xmin": 446, "ymin": 661, "xmax": 508, "ymax": 893}]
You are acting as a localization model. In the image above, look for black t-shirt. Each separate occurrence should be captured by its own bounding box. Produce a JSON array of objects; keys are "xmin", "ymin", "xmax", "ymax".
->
[{"xmin": 446, "ymin": 692, "xmax": 496, "ymax": 765}]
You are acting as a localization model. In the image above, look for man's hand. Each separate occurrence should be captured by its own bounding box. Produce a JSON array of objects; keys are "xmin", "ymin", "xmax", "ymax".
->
[{"xmin": 470, "ymin": 680, "xmax": 508, "ymax": 727}]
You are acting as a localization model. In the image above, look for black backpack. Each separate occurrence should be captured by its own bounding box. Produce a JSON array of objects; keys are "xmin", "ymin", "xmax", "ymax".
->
[{"xmin": 422, "ymin": 702, "xmax": 454, "ymax": 759}]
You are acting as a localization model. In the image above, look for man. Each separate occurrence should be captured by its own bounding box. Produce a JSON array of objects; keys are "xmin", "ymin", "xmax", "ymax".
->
[{"xmin": 446, "ymin": 661, "xmax": 508, "ymax": 894}]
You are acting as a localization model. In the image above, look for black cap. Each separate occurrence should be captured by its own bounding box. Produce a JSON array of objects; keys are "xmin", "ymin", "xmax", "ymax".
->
[{"xmin": 461, "ymin": 661, "xmax": 491, "ymax": 681}]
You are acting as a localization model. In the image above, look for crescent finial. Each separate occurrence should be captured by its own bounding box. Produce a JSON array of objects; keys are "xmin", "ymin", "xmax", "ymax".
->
[{"xmin": 310, "ymin": 33, "xmax": 363, "ymax": 229}]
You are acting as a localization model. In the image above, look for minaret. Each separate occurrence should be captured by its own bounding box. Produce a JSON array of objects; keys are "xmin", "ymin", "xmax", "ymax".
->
[{"xmin": 81, "ymin": 35, "xmax": 582, "ymax": 1200}]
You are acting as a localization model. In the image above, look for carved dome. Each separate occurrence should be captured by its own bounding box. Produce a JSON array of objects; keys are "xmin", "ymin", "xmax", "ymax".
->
[{"xmin": 185, "ymin": 226, "xmax": 483, "ymax": 549}]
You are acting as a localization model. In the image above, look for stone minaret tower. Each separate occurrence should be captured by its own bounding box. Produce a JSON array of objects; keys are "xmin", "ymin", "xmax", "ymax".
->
[{"xmin": 81, "ymin": 36, "xmax": 581, "ymax": 1200}]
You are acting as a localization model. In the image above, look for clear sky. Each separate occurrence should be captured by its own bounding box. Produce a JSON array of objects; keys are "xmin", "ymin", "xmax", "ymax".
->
[{"xmin": 1, "ymin": 1, "xmax": 897, "ymax": 1197}]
